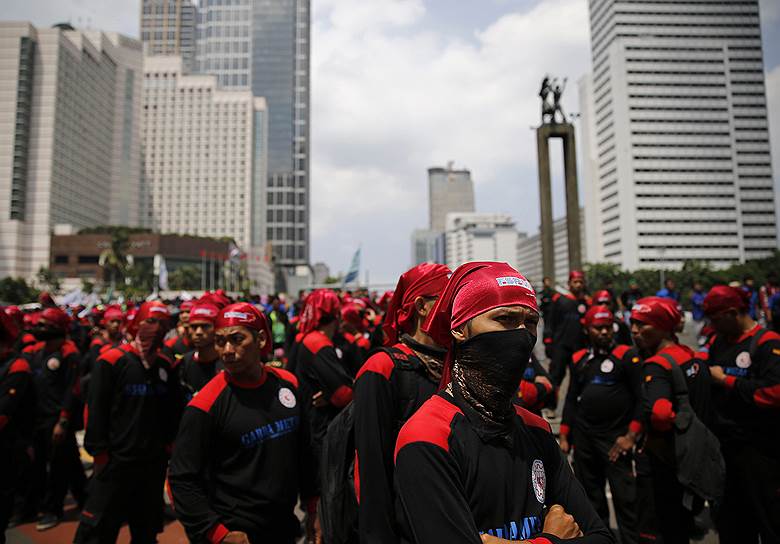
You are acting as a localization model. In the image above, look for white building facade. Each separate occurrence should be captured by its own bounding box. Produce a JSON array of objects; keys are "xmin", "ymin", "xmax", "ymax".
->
[
  {"xmin": 517, "ymin": 211, "xmax": 587, "ymax": 288},
  {"xmin": 0, "ymin": 23, "xmax": 142, "ymax": 279},
  {"xmin": 579, "ymin": 0, "xmax": 776, "ymax": 270},
  {"xmin": 141, "ymin": 56, "xmax": 270, "ymax": 290},
  {"xmin": 445, "ymin": 213, "xmax": 519, "ymax": 271}
]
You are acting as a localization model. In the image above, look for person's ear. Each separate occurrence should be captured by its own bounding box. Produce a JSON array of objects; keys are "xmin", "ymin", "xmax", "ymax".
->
[
  {"xmin": 256, "ymin": 330, "xmax": 267, "ymax": 352},
  {"xmin": 414, "ymin": 296, "xmax": 434, "ymax": 318},
  {"xmin": 451, "ymin": 325, "xmax": 468, "ymax": 343}
]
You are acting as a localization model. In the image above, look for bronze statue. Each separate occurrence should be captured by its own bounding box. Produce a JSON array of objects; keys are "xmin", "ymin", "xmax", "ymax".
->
[{"xmin": 540, "ymin": 75, "xmax": 567, "ymax": 124}]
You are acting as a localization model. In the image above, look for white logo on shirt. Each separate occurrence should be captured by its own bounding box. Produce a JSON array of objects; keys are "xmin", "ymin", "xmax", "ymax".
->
[
  {"xmin": 531, "ymin": 459, "xmax": 546, "ymax": 504},
  {"xmin": 600, "ymin": 360, "xmax": 614, "ymax": 373},
  {"xmin": 736, "ymin": 351, "xmax": 752, "ymax": 369},
  {"xmin": 158, "ymin": 367, "xmax": 168, "ymax": 382},
  {"xmin": 278, "ymin": 387, "xmax": 296, "ymax": 409},
  {"xmin": 46, "ymin": 358, "xmax": 60, "ymax": 371}
]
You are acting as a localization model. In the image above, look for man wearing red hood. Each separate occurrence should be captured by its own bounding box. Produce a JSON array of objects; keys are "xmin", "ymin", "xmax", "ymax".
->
[
  {"xmin": 169, "ymin": 303, "xmax": 319, "ymax": 544},
  {"xmin": 75, "ymin": 301, "xmax": 182, "ymax": 544},
  {"xmin": 337, "ymin": 299, "xmax": 372, "ymax": 377},
  {"xmin": 700, "ymin": 286, "xmax": 780, "ymax": 543},
  {"xmin": 630, "ymin": 297, "xmax": 712, "ymax": 544},
  {"xmin": 394, "ymin": 262, "xmax": 612, "ymax": 544},
  {"xmin": 165, "ymin": 300, "xmax": 194, "ymax": 361},
  {"xmin": 545, "ymin": 270, "xmax": 591, "ymax": 386},
  {"xmin": 353, "ymin": 262, "xmax": 450, "ymax": 544},
  {"xmin": 178, "ymin": 301, "xmax": 223, "ymax": 400}
]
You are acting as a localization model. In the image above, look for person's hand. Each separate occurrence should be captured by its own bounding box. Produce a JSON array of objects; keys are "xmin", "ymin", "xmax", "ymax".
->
[
  {"xmin": 534, "ymin": 375, "xmax": 552, "ymax": 390},
  {"xmin": 559, "ymin": 435, "xmax": 570, "ymax": 454},
  {"xmin": 221, "ymin": 531, "xmax": 250, "ymax": 544},
  {"xmin": 52, "ymin": 420, "xmax": 67, "ymax": 445},
  {"xmin": 543, "ymin": 504, "xmax": 582, "ymax": 539},
  {"xmin": 709, "ymin": 365, "xmax": 727, "ymax": 386},
  {"xmin": 480, "ymin": 535, "xmax": 517, "ymax": 543},
  {"xmin": 608, "ymin": 433, "xmax": 636, "ymax": 462},
  {"xmin": 312, "ymin": 391, "xmax": 328, "ymax": 409}
]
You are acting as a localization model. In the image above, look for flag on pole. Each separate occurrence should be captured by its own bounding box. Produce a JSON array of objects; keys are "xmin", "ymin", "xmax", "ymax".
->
[
  {"xmin": 343, "ymin": 247, "xmax": 361, "ymax": 286},
  {"xmin": 157, "ymin": 254, "xmax": 169, "ymax": 291}
]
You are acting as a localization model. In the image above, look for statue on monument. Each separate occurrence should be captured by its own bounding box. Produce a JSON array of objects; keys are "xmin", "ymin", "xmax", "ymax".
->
[{"xmin": 539, "ymin": 75, "xmax": 567, "ymax": 124}]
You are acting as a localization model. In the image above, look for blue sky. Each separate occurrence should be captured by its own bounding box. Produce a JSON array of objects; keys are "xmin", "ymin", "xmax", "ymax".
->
[{"xmin": 6, "ymin": 0, "xmax": 780, "ymax": 285}]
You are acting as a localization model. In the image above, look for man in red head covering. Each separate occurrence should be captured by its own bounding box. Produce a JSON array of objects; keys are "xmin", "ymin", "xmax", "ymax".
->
[
  {"xmin": 169, "ymin": 302, "xmax": 319, "ymax": 544},
  {"xmin": 165, "ymin": 300, "xmax": 195, "ymax": 361},
  {"xmin": 75, "ymin": 301, "xmax": 181, "ymax": 544},
  {"xmin": 178, "ymin": 302, "xmax": 223, "ymax": 399},
  {"xmin": 351, "ymin": 262, "xmax": 450, "ymax": 542},
  {"xmin": 701, "ymin": 285, "xmax": 780, "ymax": 543},
  {"xmin": 394, "ymin": 262, "xmax": 612, "ymax": 543},
  {"xmin": 559, "ymin": 305, "xmax": 642, "ymax": 543},
  {"xmin": 19, "ymin": 306, "xmax": 86, "ymax": 531},
  {"xmin": 629, "ymin": 296, "xmax": 712, "ymax": 544},
  {"xmin": 337, "ymin": 299, "xmax": 371, "ymax": 376},
  {"xmin": 544, "ymin": 270, "xmax": 592, "ymax": 386}
]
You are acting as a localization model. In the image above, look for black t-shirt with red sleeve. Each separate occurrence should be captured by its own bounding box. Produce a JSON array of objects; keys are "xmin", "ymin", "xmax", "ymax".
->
[
  {"xmin": 394, "ymin": 392, "xmax": 614, "ymax": 544},
  {"xmin": 24, "ymin": 339, "xmax": 81, "ymax": 429},
  {"xmin": 168, "ymin": 366, "xmax": 317, "ymax": 543},
  {"xmin": 178, "ymin": 350, "xmax": 223, "ymax": 402},
  {"xmin": 0, "ymin": 354, "xmax": 35, "ymax": 447}
]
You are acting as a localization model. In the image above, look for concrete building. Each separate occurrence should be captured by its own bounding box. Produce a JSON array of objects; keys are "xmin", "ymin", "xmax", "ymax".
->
[
  {"xmin": 411, "ymin": 229, "xmax": 445, "ymax": 266},
  {"xmin": 0, "ymin": 23, "xmax": 142, "ymax": 280},
  {"xmin": 196, "ymin": 0, "xmax": 311, "ymax": 270},
  {"xmin": 445, "ymin": 213, "xmax": 519, "ymax": 271},
  {"xmin": 517, "ymin": 210, "xmax": 587, "ymax": 288},
  {"xmin": 579, "ymin": 0, "xmax": 776, "ymax": 270},
  {"xmin": 140, "ymin": 56, "xmax": 270, "ymax": 291},
  {"xmin": 429, "ymin": 164, "xmax": 476, "ymax": 232},
  {"xmin": 140, "ymin": 0, "xmax": 197, "ymax": 72}
]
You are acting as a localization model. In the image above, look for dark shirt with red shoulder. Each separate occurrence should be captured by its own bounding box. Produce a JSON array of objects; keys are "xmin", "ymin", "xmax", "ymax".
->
[
  {"xmin": 514, "ymin": 355, "xmax": 556, "ymax": 415},
  {"xmin": 169, "ymin": 367, "xmax": 317, "ymax": 544},
  {"xmin": 23, "ymin": 339, "xmax": 80, "ymax": 429},
  {"xmin": 0, "ymin": 355, "xmax": 35, "ymax": 445},
  {"xmin": 178, "ymin": 350, "xmax": 224, "ymax": 402},
  {"xmin": 544, "ymin": 293, "xmax": 590, "ymax": 351},
  {"xmin": 394, "ymin": 392, "xmax": 614, "ymax": 544},
  {"xmin": 166, "ymin": 334, "xmax": 192, "ymax": 361},
  {"xmin": 338, "ymin": 331, "xmax": 372, "ymax": 377}
]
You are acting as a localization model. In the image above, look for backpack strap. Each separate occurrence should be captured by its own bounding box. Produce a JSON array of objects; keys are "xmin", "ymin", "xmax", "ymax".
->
[
  {"xmin": 748, "ymin": 327, "xmax": 768, "ymax": 360},
  {"xmin": 657, "ymin": 352, "xmax": 694, "ymax": 431}
]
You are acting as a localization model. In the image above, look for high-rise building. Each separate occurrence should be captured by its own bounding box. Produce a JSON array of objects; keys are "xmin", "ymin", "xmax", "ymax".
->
[
  {"xmin": 516, "ymin": 210, "xmax": 586, "ymax": 288},
  {"xmin": 579, "ymin": 0, "xmax": 776, "ymax": 270},
  {"xmin": 140, "ymin": 56, "xmax": 271, "ymax": 291},
  {"xmin": 410, "ymin": 229, "xmax": 445, "ymax": 266},
  {"xmin": 0, "ymin": 23, "xmax": 142, "ymax": 279},
  {"xmin": 445, "ymin": 212, "xmax": 519, "ymax": 271},
  {"xmin": 140, "ymin": 0, "xmax": 197, "ymax": 72},
  {"xmin": 428, "ymin": 164, "xmax": 476, "ymax": 232},
  {"xmin": 196, "ymin": 0, "xmax": 311, "ymax": 271}
]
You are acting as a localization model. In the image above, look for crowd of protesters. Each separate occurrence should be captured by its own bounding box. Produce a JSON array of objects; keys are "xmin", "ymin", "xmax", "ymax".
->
[{"xmin": 1, "ymin": 263, "xmax": 778, "ymax": 544}]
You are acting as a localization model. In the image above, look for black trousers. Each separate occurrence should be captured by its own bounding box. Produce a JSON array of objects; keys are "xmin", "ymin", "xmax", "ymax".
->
[
  {"xmin": 0, "ymin": 445, "xmax": 23, "ymax": 544},
  {"xmin": 74, "ymin": 457, "xmax": 166, "ymax": 544},
  {"xmin": 716, "ymin": 443, "xmax": 780, "ymax": 544},
  {"xmin": 646, "ymin": 451, "xmax": 698, "ymax": 544},
  {"xmin": 549, "ymin": 345, "xmax": 574, "ymax": 387},
  {"xmin": 572, "ymin": 428, "xmax": 639, "ymax": 544}
]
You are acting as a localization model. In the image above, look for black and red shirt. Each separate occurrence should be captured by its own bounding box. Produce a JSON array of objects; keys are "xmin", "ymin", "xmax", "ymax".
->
[
  {"xmin": 699, "ymin": 324, "xmax": 780, "ymax": 455},
  {"xmin": 169, "ymin": 367, "xmax": 317, "ymax": 543},
  {"xmin": 353, "ymin": 342, "xmax": 440, "ymax": 543},
  {"xmin": 165, "ymin": 334, "xmax": 192, "ymax": 361},
  {"xmin": 338, "ymin": 331, "xmax": 372, "ymax": 377},
  {"xmin": 514, "ymin": 355, "xmax": 556, "ymax": 415},
  {"xmin": 394, "ymin": 392, "xmax": 613, "ymax": 543},
  {"xmin": 0, "ymin": 354, "xmax": 35, "ymax": 445},
  {"xmin": 23, "ymin": 339, "xmax": 80, "ymax": 428},
  {"xmin": 561, "ymin": 345, "xmax": 643, "ymax": 438},
  {"xmin": 178, "ymin": 350, "xmax": 224, "ymax": 401},
  {"xmin": 544, "ymin": 293, "xmax": 590, "ymax": 352}
]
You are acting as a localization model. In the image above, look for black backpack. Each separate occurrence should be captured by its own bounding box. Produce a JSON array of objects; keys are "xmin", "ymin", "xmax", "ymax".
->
[{"xmin": 319, "ymin": 346, "xmax": 430, "ymax": 544}]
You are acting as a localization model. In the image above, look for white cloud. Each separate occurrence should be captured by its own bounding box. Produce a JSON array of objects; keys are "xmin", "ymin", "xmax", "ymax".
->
[{"xmin": 311, "ymin": 0, "xmax": 591, "ymax": 282}]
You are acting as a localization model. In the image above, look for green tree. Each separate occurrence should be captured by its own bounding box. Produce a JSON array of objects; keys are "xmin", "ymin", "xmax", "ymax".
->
[
  {"xmin": 36, "ymin": 266, "xmax": 61, "ymax": 294},
  {"xmin": 123, "ymin": 260, "xmax": 155, "ymax": 298},
  {"xmin": 0, "ymin": 277, "xmax": 39, "ymax": 305},
  {"xmin": 168, "ymin": 265, "xmax": 201, "ymax": 291},
  {"xmin": 99, "ymin": 230, "xmax": 130, "ymax": 291}
]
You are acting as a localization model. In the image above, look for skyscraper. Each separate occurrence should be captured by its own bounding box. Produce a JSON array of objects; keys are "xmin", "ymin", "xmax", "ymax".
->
[
  {"xmin": 579, "ymin": 0, "xmax": 776, "ymax": 270},
  {"xmin": 428, "ymin": 164, "xmax": 476, "ymax": 232},
  {"xmin": 0, "ymin": 23, "xmax": 142, "ymax": 279},
  {"xmin": 140, "ymin": 0, "xmax": 197, "ymax": 72},
  {"xmin": 196, "ymin": 0, "xmax": 311, "ymax": 272}
]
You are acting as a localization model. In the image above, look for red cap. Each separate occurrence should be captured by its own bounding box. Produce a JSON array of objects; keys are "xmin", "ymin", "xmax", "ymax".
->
[
  {"xmin": 39, "ymin": 307, "xmax": 70, "ymax": 332},
  {"xmin": 102, "ymin": 306, "xmax": 125, "ymax": 324},
  {"xmin": 299, "ymin": 289, "xmax": 341, "ymax": 335},
  {"xmin": 377, "ymin": 290, "xmax": 394, "ymax": 311},
  {"xmin": 180, "ymin": 300, "xmax": 195, "ymax": 312},
  {"xmin": 703, "ymin": 285, "xmax": 750, "ymax": 316},
  {"xmin": 199, "ymin": 291, "xmax": 231, "ymax": 310},
  {"xmin": 583, "ymin": 305, "xmax": 614, "ymax": 327},
  {"xmin": 569, "ymin": 270, "xmax": 585, "ymax": 281},
  {"xmin": 630, "ymin": 296, "xmax": 681, "ymax": 334},
  {"xmin": 0, "ymin": 307, "xmax": 20, "ymax": 344},
  {"xmin": 189, "ymin": 302, "xmax": 220, "ymax": 325},
  {"xmin": 383, "ymin": 263, "xmax": 451, "ymax": 346},
  {"xmin": 341, "ymin": 300, "xmax": 367, "ymax": 330},
  {"xmin": 593, "ymin": 290, "xmax": 612, "ymax": 304},
  {"xmin": 128, "ymin": 301, "xmax": 170, "ymax": 336},
  {"xmin": 215, "ymin": 302, "xmax": 271, "ymax": 356},
  {"xmin": 4, "ymin": 306, "xmax": 22, "ymax": 328}
]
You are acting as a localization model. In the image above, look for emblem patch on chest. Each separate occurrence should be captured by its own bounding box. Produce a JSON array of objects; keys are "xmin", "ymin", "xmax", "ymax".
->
[
  {"xmin": 735, "ymin": 351, "xmax": 752, "ymax": 369},
  {"xmin": 600, "ymin": 360, "xmax": 614, "ymax": 373},
  {"xmin": 46, "ymin": 358, "xmax": 60, "ymax": 371},
  {"xmin": 158, "ymin": 367, "xmax": 168, "ymax": 382},
  {"xmin": 531, "ymin": 459, "xmax": 546, "ymax": 504},
  {"xmin": 278, "ymin": 387, "xmax": 296, "ymax": 408},
  {"xmin": 577, "ymin": 304, "xmax": 587, "ymax": 315}
]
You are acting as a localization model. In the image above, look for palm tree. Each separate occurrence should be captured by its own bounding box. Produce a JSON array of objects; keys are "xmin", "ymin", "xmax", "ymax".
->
[{"xmin": 99, "ymin": 230, "xmax": 130, "ymax": 292}]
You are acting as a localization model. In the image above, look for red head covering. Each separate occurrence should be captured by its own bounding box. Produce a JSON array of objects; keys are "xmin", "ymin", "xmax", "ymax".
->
[
  {"xmin": 199, "ymin": 291, "xmax": 231, "ymax": 310},
  {"xmin": 341, "ymin": 299, "xmax": 367, "ymax": 331},
  {"xmin": 299, "ymin": 289, "xmax": 341, "ymax": 335},
  {"xmin": 630, "ymin": 296, "xmax": 681, "ymax": 333},
  {"xmin": 215, "ymin": 302, "xmax": 272, "ymax": 356},
  {"xmin": 383, "ymin": 263, "xmax": 451, "ymax": 346},
  {"xmin": 38, "ymin": 292, "xmax": 56, "ymax": 307},
  {"xmin": 569, "ymin": 270, "xmax": 585, "ymax": 281},
  {"xmin": 377, "ymin": 290, "xmax": 394, "ymax": 312},
  {"xmin": 0, "ymin": 307, "xmax": 20, "ymax": 344},
  {"xmin": 593, "ymin": 290, "xmax": 612, "ymax": 304},
  {"xmin": 583, "ymin": 305, "xmax": 614, "ymax": 327},
  {"xmin": 102, "ymin": 306, "xmax": 125, "ymax": 324},
  {"xmin": 39, "ymin": 307, "xmax": 70, "ymax": 332},
  {"xmin": 128, "ymin": 301, "xmax": 170, "ymax": 336},
  {"xmin": 189, "ymin": 302, "xmax": 220, "ymax": 325},
  {"xmin": 703, "ymin": 285, "xmax": 750, "ymax": 316},
  {"xmin": 180, "ymin": 300, "xmax": 195, "ymax": 312},
  {"xmin": 423, "ymin": 262, "xmax": 538, "ymax": 387},
  {"xmin": 4, "ymin": 306, "xmax": 22, "ymax": 328}
]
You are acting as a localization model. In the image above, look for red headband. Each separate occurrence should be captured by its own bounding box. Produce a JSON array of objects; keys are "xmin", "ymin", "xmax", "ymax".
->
[
  {"xmin": 102, "ymin": 306, "xmax": 125, "ymax": 324},
  {"xmin": 630, "ymin": 296, "xmax": 681, "ymax": 333},
  {"xmin": 39, "ymin": 307, "xmax": 70, "ymax": 332},
  {"xmin": 383, "ymin": 262, "xmax": 451, "ymax": 346},
  {"xmin": 299, "ymin": 289, "xmax": 341, "ymax": 335},
  {"xmin": 128, "ymin": 301, "xmax": 171, "ymax": 336},
  {"xmin": 341, "ymin": 300, "xmax": 367, "ymax": 330},
  {"xmin": 180, "ymin": 300, "xmax": 195, "ymax": 312},
  {"xmin": 593, "ymin": 290, "xmax": 612, "ymax": 304},
  {"xmin": 189, "ymin": 302, "xmax": 220, "ymax": 325},
  {"xmin": 215, "ymin": 302, "xmax": 271, "ymax": 356},
  {"xmin": 583, "ymin": 305, "xmax": 613, "ymax": 327},
  {"xmin": 703, "ymin": 285, "xmax": 750, "ymax": 316},
  {"xmin": 569, "ymin": 270, "xmax": 585, "ymax": 281}
]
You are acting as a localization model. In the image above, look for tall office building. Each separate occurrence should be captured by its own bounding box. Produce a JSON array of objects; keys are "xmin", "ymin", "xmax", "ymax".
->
[
  {"xmin": 140, "ymin": 0, "xmax": 197, "ymax": 72},
  {"xmin": 445, "ymin": 213, "xmax": 519, "ymax": 271},
  {"xmin": 516, "ymin": 210, "xmax": 586, "ymax": 288},
  {"xmin": 196, "ymin": 0, "xmax": 311, "ymax": 271},
  {"xmin": 428, "ymin": 164, "xmax": 476, "ymax": 232},
  {"xmin": 579, "ymin": 0, "xmax": 776, "ymax": 270},
  {"xmin": 0, "ymin": 23, "xmax": 142, "ymax": 279},
  {"xmin": 140, "ymin": 56, "xmax": 271, "ymax": 290}
]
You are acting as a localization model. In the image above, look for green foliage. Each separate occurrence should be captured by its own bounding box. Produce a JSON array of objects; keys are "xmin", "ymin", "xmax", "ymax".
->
[
  {"xmin": 36, "ymin": 267, "xmax": 61, "ymax": 294},
  {"xmin": 168, "ymin": 265, "xmax": 202, "ymax": 291},
  {"xmin": 323, "ymin": 275, "xmax": 342, "ymax": 285},
  {"xmin": 122, "ymin": 260, "xmax": 155, "ymax": 298},
  {"xmin": 0, "ymin": 277, "xmax": 39, "ymax": 305},
  {"xmin": 78, "ymin": 225, "xmax": 152, "ymax": 236}
]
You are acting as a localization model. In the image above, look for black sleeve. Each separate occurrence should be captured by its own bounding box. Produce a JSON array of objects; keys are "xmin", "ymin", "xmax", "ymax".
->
[
  {"xmin": 395, "ymin": 441, "xmax": 482, "ymax": 544},
  {"xmin": 84, "ymin": 356, "xmax": 116, "ymax": 456},
  {"xmin": 624, "ymin": 351, "xmax": 644, "ymax": 431},
  {"xmin": 311, "ymin": 346, "xmax": 353, "ymax": 407},
  {"xmin": 62, "ymin": 351, "xmax": 82, "ymax": 420},
  {"xmin": 642, "ymin": 362, "xmax": 675, "ymax": 432},
  {"xmin": 0, "ymin": 362, "xmax": 32, "ymax": 427},
  {"xmin": 560, "ymin": 360, "xmax": 580, "ymax": 437},
  {"xmin": 728, "ymin": 338, "xmax": 780, "ymax": 409},
  {"xmin": 354, "ymin": 357, "xmax": 398, "ymax": 544},
  {"xmin": 297, "ymin": 380, "xmax": 319, "ymax": 501},
  {"xmin": 168, "ymin": 406, "xmax": 225, "ymax": 543}
]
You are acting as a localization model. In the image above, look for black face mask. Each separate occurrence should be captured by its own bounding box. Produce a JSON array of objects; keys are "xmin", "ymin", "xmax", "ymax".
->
[
  {"xmin": 33, "ymin": 326, "xmax": 65, "ymax": 341},
  {"xmin": 452, "ymin": 328, "xmax": 536, "ymax": 429}
]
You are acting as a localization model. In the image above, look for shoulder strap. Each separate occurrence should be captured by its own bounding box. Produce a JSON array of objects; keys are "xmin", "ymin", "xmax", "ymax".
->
[
  {"xmin": 749, "ymin": 328, "xmax": 768, "ymax": 359},
  {"xmin": 657, "ymin": 352, "xmax": 693, "ymax": 431}
]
